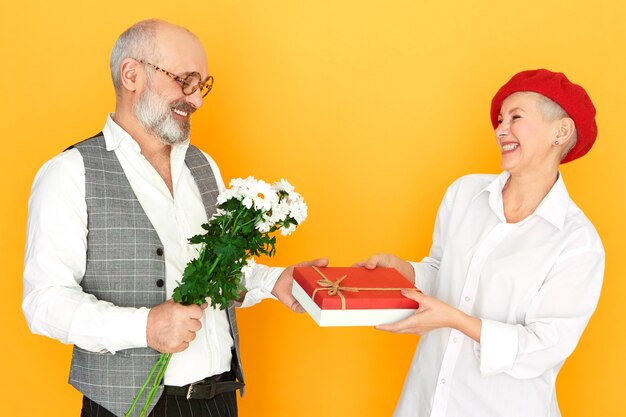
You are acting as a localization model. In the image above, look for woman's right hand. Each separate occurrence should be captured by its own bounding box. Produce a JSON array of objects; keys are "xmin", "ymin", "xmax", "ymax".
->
[{"xmin": 353, "ymin": 253, "xmax": 415, "ymax": 283}]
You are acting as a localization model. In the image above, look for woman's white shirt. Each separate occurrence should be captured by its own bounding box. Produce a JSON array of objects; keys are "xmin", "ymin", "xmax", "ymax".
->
[{"xmin": 397, "ymin": 172, "xmax": 604, "ymax": 417}]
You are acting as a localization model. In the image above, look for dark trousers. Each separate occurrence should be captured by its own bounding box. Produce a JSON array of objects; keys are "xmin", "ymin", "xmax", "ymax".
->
[{"xmin": 81, "ymin": 391, "xmax": 238, "ymax": 417}]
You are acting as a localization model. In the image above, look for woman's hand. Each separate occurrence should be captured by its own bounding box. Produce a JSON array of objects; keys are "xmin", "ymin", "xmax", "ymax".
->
[
  {"xmin": 353, "ymin": 253, "xmax": 415, "ymax": 283},
  {"xmin": 376, "ymin": 289, "xmax": 482, "ymax": 342}
]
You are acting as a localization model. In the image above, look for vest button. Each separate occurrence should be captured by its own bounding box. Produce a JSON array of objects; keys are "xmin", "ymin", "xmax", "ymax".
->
[
  {"xmin": 156, "ymin": 248, "xmax": 164, "ymax": 256},
  {"xmin": 156, "ymin": 279, "xmax": 164, "ymax": 288}
]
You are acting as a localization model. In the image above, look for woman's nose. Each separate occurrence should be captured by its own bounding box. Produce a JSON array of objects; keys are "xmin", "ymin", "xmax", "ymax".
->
[{"xmin": 495, "ymin": 122, "xmax": 508, "ymax": 139}]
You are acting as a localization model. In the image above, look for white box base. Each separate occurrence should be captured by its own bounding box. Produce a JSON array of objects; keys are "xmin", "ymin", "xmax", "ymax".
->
[{"xmin": 292, "ymin": 279, "xmax": 417, "ymax": 327}]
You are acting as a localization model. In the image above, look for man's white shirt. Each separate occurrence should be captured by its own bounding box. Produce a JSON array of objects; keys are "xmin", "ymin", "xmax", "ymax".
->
[{"xmin": 23, "ymin": 115, "xmax": 282, "ymax": 386}]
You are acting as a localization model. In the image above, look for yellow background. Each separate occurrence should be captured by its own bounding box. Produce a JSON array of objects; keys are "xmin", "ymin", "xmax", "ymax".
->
[{"xmin": 1, "ymin": 1, "xmax": 624, "ymax": 416}]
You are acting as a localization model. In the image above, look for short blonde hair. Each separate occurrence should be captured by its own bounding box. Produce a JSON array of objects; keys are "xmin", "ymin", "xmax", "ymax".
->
[{"xmin": 534, "ymin": 92, "xmax": 578, "ymax": 160}]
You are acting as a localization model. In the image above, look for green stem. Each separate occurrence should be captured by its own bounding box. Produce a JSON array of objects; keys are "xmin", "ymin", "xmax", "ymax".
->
[
  {"xmin": 205, "ymin": 254, "xmax": 223, "ymax": 283},
  {"xmin": 237, "ymin": 216, "xmax": 258, "ymax": 229},
  {"xmin": 140, "ymin": 353, "xmax": 172, "ymax": 416},
  {"xmin": 228, "ymin": 207, "xmax": 246, "ymax": 236},
  {"xmin": 125, "ymin": 353, "xmax": 167, "ymax": 416},
  {"xmin": 198, "ymin": 243, "xmax": 207, "ymax": 263}
]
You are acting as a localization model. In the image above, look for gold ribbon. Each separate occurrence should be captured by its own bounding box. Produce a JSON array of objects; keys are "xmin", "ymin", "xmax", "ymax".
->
[{"xmin": 310, "ymin": 265, "xmax": 410, "ymax": 310}]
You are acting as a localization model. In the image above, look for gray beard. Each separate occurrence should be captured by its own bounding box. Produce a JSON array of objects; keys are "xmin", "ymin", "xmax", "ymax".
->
[{"xmin": 133, "ymin": 87, "xmax": 191, "ymax": 145}]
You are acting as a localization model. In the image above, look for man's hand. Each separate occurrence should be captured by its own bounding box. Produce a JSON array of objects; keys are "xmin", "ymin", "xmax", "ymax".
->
[
  {"xmin": 272, "ymin": 258, "xmax": 329, "ymax": 313},
  {"xmin": 353, "ymin": 253, "xmax": 415, "ymax": 283},
  {"xmin": 147, "ymin": 299, "xmax": 208, "ymax": 353}
]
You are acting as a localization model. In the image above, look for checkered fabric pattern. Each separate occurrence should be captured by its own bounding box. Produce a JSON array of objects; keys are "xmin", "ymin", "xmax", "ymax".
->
[{"xmin": 67, "ymin": 135, "xmax": 243, "ymax": 416}]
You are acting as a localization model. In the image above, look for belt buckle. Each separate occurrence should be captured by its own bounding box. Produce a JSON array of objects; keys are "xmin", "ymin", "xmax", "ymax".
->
[
  {"xmin": 186, "ymin": 382, "xmax": 197, "ymax": 400},
  {"xmin": 186, "ymin": 379, "xmax": 217, "ymax": 400}
]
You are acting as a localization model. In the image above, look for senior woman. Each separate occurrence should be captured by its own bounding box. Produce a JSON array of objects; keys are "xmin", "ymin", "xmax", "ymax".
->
[{"xmin": 357, "ymin": 69, "xmax": 604, "ymax": 417}]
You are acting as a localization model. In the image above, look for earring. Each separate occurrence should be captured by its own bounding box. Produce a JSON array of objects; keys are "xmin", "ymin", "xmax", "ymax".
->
[{"xmin": 553, "ymin": 140, "xmax": 560, "ymax": 146}]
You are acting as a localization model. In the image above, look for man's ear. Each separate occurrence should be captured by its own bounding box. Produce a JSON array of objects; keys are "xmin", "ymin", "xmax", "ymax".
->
[{"xmin": 119, "ymin": 58, "xmax": 142, "ymax": 93}]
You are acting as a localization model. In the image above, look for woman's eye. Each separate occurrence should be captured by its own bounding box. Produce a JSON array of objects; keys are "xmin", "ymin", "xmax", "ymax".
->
[
  {"xmin": 511, "ymin": 115, "xmax": 521, "ymax": 120},
  {"xmin": 497, "ymin": 119, "xmax": 503, "ymax": 124}
]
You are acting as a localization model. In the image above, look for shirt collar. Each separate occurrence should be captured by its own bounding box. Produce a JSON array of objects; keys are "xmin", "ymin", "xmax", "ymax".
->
[
  {"xmin": 102, "ymin": 113, "xmax": 190, "ymax": 154},
  {"xmin": 475, "ymin": 171, "xmax": 570, "ymax": 230},
  {"xmin": 534, "ymin": 173, "xmax": 570, "ymax": 230}
]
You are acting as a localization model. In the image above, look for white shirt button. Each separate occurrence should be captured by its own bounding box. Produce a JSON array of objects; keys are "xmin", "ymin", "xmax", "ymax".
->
[
  {"xmin": 441, "ymin": 378, "xmax": 446, "ymax": 384},
  {"xmin": 465, "ymin": 296, "xmax": 471, "ymax": 302},
  {"xmin": 453, "ymin": 337, "xmax": 458, "ymax": 343}
]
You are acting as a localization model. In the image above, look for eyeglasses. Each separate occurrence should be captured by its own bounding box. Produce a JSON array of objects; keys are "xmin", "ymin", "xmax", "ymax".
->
[{"xmin": 138, "ymin": 59, "xmax": 214, "ymax": 97}]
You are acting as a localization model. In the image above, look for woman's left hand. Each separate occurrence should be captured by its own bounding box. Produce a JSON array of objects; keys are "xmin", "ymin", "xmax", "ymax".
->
[{"xmin": 376, "ymin": 289, "xmax": 481, "ymax": 342}]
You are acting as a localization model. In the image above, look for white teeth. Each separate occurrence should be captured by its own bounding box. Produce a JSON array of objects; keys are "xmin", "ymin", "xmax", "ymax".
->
[
  {"xmin": 502, "ymin": 143, "xmax": 519, "ymax": 151},
  {"xmin": 173, "ymin": 109, "xmax": 188, "ymax": 117}
]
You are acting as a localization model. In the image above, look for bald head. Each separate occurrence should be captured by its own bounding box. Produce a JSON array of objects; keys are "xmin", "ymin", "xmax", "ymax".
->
[{"xmin": 110, "ymin": 19, "xmax": 206, "ymax": 94}]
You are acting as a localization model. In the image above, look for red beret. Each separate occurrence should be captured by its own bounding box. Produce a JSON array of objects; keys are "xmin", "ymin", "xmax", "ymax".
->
[{"xmin": 490, "ymin": 69, "xmax": 597, "ymax": 163}]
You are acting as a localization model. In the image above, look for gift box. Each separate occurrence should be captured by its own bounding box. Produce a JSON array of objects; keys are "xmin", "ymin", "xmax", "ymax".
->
[{"xmin": 292, "ymin": 266, "xmax": 419, "ymax": 326}]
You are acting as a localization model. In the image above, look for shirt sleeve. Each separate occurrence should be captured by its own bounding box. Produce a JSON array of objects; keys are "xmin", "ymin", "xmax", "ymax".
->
[
  {"xmin": 22, "ymin": 150, "xmax": 149, "ymax": 354},
  {"xmin": 239, "ymin": 264, "xmax": 282, "ymax": 307},
  {"xmin": 477, "ymin": 242, "xmax": 605, "ymax": 378}
]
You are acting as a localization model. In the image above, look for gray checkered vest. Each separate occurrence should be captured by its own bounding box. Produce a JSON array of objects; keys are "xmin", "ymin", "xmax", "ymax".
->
[{"xmin": 68, "ymin": 134, "xmax": 243, "ymax": 417}]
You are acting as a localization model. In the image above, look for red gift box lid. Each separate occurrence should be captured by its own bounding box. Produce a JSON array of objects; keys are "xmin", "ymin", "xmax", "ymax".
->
[{"xmin": 293, "ymin": 266, "xmax": 419, "ymax": 310}]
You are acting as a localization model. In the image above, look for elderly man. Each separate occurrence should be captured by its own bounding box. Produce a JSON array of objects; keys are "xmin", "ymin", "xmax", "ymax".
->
[{"xmin": 23, "ymin": 19, "xmax": 320, "ymax": 417}]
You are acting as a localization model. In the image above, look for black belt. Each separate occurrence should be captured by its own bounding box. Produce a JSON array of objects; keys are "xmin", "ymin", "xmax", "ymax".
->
[{"xmin": 164, "ymin": 372, "xmax": 244, "ymax": 400}]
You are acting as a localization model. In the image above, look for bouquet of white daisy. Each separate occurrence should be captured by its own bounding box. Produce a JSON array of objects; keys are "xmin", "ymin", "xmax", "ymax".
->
[{"xmin": 126, "ymin": 176, "xmax": 307, "ymax": 417}]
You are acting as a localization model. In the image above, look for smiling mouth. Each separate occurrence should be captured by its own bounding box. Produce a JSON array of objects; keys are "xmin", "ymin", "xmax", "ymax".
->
[
  {"xmin": 173, "ymin": 108, "xmax": 189, "ymax": 117},
  {"xmin": 501, "ymin": 143, "xmax": 519, "ymax": 152}
]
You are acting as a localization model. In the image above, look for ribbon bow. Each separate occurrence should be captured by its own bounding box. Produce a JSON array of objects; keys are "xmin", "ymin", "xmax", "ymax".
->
[
  {"xmin": 311, "ymin": 266, "xmax": 359, "ymax": 309},
  {"xmin": 310, "ymin": 265, "xmax": 409, "ymax": 310}
]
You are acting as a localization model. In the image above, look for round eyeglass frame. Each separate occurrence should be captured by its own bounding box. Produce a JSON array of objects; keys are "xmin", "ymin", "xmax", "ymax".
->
[{"xmin": 138, "ymin": 59, "xmax": 214, "ymax": 97}]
